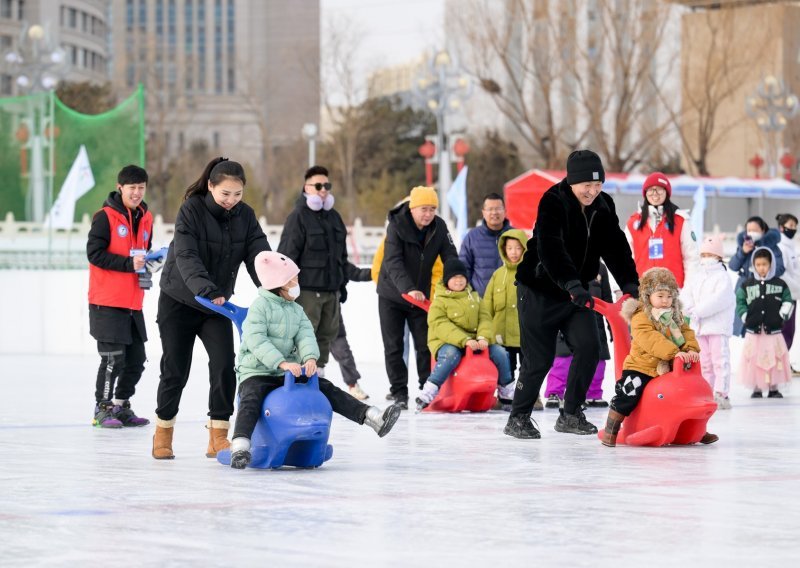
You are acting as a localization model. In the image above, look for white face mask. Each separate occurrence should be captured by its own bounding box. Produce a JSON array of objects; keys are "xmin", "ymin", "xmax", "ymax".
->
[
  {"xmin": 699, "ymin": 257, "xmax": 718, "ymax": 267},
  {"xmin": 285, "ymin": 284, "xmax": 301, "ymax": 299},
  {"xmin": 747, "ymin": 231, "xmax": 763, "ymax": 242}
]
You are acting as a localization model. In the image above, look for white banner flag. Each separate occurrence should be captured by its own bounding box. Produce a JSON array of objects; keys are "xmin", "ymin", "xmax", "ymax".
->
[{"xmin": 45, "ymin": 145, "xmax": 95, "ymax": 230}]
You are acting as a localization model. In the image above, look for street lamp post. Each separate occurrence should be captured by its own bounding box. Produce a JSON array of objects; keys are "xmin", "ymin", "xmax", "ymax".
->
[
  {"xmin": 1, "ymin": 24, "xmax": 68, "ymax": 223},
  {"xmin": 301, "ymin": 122, "xmax": 318, "ymax": 168},
  {"xmin": 414, "ymin": 50, "xmax": 472, "ymax": 226},
  {"xmin": 745, "ymin": 75, "xmax": 799, "ymax": 178}
]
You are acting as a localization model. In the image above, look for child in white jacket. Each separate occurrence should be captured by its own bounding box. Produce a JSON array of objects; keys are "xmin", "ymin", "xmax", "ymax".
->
[{"xmin": 681, "ymin": 235, "xmax": 735, "ymax": 409}]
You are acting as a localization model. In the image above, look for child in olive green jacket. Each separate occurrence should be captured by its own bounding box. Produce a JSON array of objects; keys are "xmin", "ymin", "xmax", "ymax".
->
[{"xmin": 416, "ymin": 258, "xmax": 513, "ymax": 412}]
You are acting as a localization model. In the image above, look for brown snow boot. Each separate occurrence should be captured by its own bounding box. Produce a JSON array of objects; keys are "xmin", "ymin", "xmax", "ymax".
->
[
  {"xmin": 700, "ymin": 432, "xmax": 719, "ymax": 444},
  {"xmin": 206, "ymin": 419, "xmax": 231, "ymax": 458},
  {"xmin": 152, "ymin": 418, "xmax": 176, "ymax": 460},
  {"xmin": 600, "ymin": 409, "xmax": 625, "ymax": 447}
]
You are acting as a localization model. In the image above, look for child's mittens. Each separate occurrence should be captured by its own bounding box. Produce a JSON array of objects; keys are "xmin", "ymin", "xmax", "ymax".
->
[{"xmin": 779, "ymin": 302, "xmax": 795, "ymax": 320}]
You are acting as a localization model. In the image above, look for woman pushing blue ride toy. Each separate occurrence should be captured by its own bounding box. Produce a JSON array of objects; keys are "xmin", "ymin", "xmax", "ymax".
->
[{"xmin": 225, "ymin": 251, "xmax": 401, "ymax": 470}]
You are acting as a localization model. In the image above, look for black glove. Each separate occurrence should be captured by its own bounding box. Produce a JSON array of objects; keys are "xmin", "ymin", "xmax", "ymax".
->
[
  {"xmin": 339, "ymin": 284, "xmax": 348, "ymax": 304},
  {"xmin": 621, "ymin": 282, "xmax": 640, "ymax": 299},
  {"xmin": 565, "ymin": 280, "xmax": 594, "ymax": 309}
]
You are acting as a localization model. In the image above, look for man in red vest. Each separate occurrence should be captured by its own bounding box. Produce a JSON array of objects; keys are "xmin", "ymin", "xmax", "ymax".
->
[
  {"xmin": 87, "ymin": 165, "xmax": 158, "ymax": 428},
  {"xmin": 625, "ymin": 172, "xmax": 697, "ymax": 288}
]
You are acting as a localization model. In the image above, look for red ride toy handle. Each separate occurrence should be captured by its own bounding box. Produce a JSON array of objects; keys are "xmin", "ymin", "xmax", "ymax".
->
[
  {"xmin": 401, "ymin": 292, "xmax": 431, "ymax": 313},
  {"xmin": 592, "ymin": 295, "xmax": 631, "ymax": 381}
]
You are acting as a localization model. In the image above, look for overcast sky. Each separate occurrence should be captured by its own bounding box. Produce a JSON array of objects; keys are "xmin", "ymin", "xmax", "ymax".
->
[{"xmin": 321, "ymin": 0, "xmax": 445, "ymax": 83}]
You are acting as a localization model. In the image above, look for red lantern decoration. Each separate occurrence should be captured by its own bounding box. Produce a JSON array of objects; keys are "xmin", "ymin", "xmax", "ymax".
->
[
  {"xmin": 419, "ymin": 140, "xmax": 436, "ymax": 185},
  {"xmin": 452, "ymin": 138, "xmax": 470, "ymax": 157},
  {"xmin": 749, "ymin": 154, "xmax": 764, "ymax": 178},
  {"xmin": 780, "ymin": 152, "xmax": 795, "ymax": 181}
]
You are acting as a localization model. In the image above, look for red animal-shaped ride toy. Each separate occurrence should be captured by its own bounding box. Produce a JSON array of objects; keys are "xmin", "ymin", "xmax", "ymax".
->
[
  {"xmin": 402, "ymin": 293, "xmax": 498, "ymax": 413},
  {"xmin": 593, "ymin": 297, "xmax": 717, "ymax": 446}
]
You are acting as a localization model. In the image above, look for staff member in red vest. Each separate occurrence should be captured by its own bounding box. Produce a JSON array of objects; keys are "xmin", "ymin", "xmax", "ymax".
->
[
  {"xmin": 86, "ymin": 165, "xmax": 156, "ymax": 429},
  {"xmin": 625, "ymin": 172, "xmax": 697, "ymax": 287}
]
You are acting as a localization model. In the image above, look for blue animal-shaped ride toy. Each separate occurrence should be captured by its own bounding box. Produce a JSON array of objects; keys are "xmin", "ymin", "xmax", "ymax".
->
[
  {"xmin": 195, "ymin": 296, "xmax": 334, "ymax": 469},
  {"xmin": 216, "ymin": 371, "xmax": 334, "ymax": 469},
  {"xmin": 401, "ymin": 293, "xmax": 498, "ymax": 413}
]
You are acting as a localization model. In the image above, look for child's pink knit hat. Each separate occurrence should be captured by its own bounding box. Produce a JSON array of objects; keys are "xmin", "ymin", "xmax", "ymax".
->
[
  {"xmin": 700, "ymin": 235, "xmax": 724, "ymax": 258},
  {"xmin": 254, "ymin": 251, "xmax": 300, "ymax": 289}
]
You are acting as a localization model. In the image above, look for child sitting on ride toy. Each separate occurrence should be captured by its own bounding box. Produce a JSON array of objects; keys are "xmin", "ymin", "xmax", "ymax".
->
[
  {"xmin": 600, "ymin": 267, "xmax": 718, "ymax": 447},
  {"xmin": 416, "ymin": 258, "xmax": 514, "ymax": 412},
  {"xmin": 230, "ymin": 251, "xmax": 401, "ymax": 469}
]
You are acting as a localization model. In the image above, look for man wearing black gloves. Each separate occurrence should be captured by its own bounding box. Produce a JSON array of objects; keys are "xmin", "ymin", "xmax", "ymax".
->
[
  {"xmin": 278, "ymin": 165, "xmax": 364, "ymax": 380},
  {"xmin": 505, "ymin": 150, "xmax": 640, "ymax": 439}
]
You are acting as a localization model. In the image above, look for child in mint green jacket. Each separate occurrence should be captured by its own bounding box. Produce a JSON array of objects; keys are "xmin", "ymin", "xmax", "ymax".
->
[{"xmin": 230, "ymin": 251, "xmax": 401, "ymax": 469}]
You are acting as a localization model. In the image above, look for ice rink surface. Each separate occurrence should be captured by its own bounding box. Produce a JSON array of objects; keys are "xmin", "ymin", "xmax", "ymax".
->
[{"xmin": 2, "ymin": 282, "xmax": 800, "ymax": 567}]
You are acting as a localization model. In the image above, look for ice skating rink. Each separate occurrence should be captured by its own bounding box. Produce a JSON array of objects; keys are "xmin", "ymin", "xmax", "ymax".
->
[{"xmin": 2, "ymin": 281, "xmax": 799, "ymax": 567}]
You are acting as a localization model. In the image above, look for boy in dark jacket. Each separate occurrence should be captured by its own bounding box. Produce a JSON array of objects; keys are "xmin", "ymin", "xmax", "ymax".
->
[
  {"xmin": 377, "ymin": 186, "xmax": 458, "ymax": 409},
  {"xmin": 86, "ymin": 165, "xmax": 154, "ymax": 428},
  {"xmin": 504, "ymin": 150, "xmax": 640, "ymax": 440}
]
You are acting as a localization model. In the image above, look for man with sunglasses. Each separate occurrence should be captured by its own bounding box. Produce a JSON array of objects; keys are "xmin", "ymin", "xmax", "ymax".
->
[{"xmin": 278, "ymin": 166, "xmax": 370, "ymax": 394}]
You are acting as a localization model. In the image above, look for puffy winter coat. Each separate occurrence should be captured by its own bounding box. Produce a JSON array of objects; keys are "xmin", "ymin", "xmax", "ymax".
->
[
  {"xmin": 482, "ymin": 229, "xmax": 527, "ymax": 347},
  {"xmin": 236, "ymin": 288, "xmax": 320, "ymax": 385},
  {"xmin": 728, "ymin": 228, "xmax": 784, "ymax": 289},
  {"xmin": 735, "ymin": 247, "xmax": 793, "ymax": 335},
  {"xmin": 680, "ymin": 259, "xmax": 735, "ymax": 336},
  {"xmin": 459, "ymin": 219, "xmax": 512, "ymax": 296},
  {"xmin": 625, "ymin": 206, "xmax": 697, "ymax": 287},
  {"xmin": 159, "ymin": 192, "xmax": 270, "ymax": 310},
  {"xmin": 516, "ymin": 178, "xmax": 639, "ymax": 301},
  {"xmin": 278, "ymin": 192, "xmax": 357, "ymax": 294},
  {"xmin": 623, "ymin": 307, "xmax": 700, "ymax": 377},
  {"xmin": 377, "ymin": 201, "xmax": 458, "ymax": 304},
  {"xmin": 427, "ymin": 281, "xmax": 493, "ymax": 358},
  {"xmin": 554, "ymin": 263, "xmax": 612, "ymax": 359},
  {"xmin": 776, "ymin": 233, "xmax": 800, "ymax": 299}
]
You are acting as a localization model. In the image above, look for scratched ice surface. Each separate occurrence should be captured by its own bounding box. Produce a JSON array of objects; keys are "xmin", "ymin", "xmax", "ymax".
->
[{"xmin": 1, "ymin": 285, "xmax": 798, "ymax": 566}]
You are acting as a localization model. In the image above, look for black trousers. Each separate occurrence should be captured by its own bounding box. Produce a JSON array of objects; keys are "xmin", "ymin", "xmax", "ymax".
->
[
  {"xmin": 155, "ymin": 292, "xmax": 237, "ymax": 421},
  {"xmin": 511, "ymin": 284, "xmax": 600, "ymax": 416},
  {"xmin": 94, "ymin": 321, "xmax": 146, "ymax": 403},
  {"xmin": 610, "ymin": 370, "xmax": 655, "ymax": 416},
  {"xmin": 232, "ymin": 374, "xmax": 369, "ymax": 439},
  {"xmin": 378, "ymin": 296, "xmax": 431, "ymax": 400},
  {"xmin": 330, "ymin": 313, "xmax": 360, "ymax": 386},
  {"xmin": 296, "ymin": 290, "xmax": 340, "ymax": 368},
  {"xmin": 506, "ymin": 346, "xmax": 522, "ymax": 380}
]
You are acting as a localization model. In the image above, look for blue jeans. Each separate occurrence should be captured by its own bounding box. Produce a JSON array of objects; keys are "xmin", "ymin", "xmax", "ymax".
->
[{"xmin": 427, "ymin": 344, "xmax": 512, "ymax": 387}]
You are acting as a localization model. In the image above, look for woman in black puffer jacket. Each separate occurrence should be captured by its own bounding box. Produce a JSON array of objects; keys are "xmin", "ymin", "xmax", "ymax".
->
[{"xmin": 152, "ymin": 158, "xmax": 270, "ymax": 461}]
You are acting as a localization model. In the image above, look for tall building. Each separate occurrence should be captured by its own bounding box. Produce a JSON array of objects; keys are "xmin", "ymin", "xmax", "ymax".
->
[
  {"xmin": 109, "ymin": 0, "xmax": 320, "ymax": 172},
  {"xmin": 0, "ymin": 0, "xmax": 110, "ymax": 95}
]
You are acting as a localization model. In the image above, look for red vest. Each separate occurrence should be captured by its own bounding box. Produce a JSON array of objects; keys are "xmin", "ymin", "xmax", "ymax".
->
[
  {"xmin": 88, "ymin": 205, "xmax": 154, "ymax": 310},
  {"xmin": 627, "ymin": 212, "xmax": 685, "ymax": 287}
]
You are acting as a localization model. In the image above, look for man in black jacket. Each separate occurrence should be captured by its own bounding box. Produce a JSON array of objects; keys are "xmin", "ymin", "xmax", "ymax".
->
[
  {"xmin": 377, "ymin": 186, "xmax": 458, "ymax": 409},
  {"xmin": 504, "ymin": 150, "xmax": 640, "ymax": 439},
  {"xmin": 278, "ymin": 165, "xmax": 363, "ymax": 380}
]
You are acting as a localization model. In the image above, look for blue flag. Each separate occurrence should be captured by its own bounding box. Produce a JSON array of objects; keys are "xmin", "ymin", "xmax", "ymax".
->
[{"xmin": 447, "ymin": 165, "xmax": 469, "ymax": 241}]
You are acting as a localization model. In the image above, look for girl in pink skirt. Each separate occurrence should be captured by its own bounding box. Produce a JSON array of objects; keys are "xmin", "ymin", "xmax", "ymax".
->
[{"xmin": 736, "ymin": 247, "xmax": 794, "ymax": 397}]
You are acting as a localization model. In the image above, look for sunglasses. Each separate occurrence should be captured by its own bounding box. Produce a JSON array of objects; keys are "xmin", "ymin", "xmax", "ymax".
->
[{"xmin": 305, "ymin": 182, "xmax": 332, "ymax": 191}]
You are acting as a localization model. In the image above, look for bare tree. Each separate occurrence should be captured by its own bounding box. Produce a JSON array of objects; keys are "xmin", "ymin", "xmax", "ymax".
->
[
  {"xmin": 657, "ymin": 6, "xmax": 775, "ymax": 176},
  {"xmin": 453, "ymin": 0, "xmax": 677, "ymax": 172}
]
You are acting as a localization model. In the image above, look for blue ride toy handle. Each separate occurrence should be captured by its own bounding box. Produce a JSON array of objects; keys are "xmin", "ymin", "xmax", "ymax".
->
[
  {"xmin": 193, "ymin": 295, "xmax": 249, "ymax": 338},
  {"xmin": 282, "ymin": 370, "xmax": 320, "ymax": 391}
]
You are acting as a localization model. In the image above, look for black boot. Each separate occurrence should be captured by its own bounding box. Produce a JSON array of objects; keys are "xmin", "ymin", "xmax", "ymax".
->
[
  {"xmin": 554, "ymin": 409, "xmax": 598, "ymax": 435},
  {"xmin": 503, "ymin": 413, "xmax": 541, "ymax": 439}
]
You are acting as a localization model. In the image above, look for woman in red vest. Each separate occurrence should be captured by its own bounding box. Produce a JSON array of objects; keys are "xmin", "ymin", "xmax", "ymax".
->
[{"xmin": 625, "ymin": 172, "xmax": 697, "ymax": 288}]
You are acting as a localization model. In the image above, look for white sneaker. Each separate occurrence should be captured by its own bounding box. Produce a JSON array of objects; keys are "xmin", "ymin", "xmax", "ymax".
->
[
  {"xmin": 497, "ymin": 381, "xmax": 516, "ymax": 402},
  {"xmin": 415, "ymin": 382, "xmax": 440, "ymax": 412},
  {"xmin": 715, "ymin": 394, "xmax": 732, "ymax": 410},
  {"xmin": 348, "ymin": 382, "xmax": 370, "ymax": 401}
]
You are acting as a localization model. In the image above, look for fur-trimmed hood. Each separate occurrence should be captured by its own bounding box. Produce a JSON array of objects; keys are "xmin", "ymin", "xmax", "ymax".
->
[{"xmin": 623, "ymin": 268, "xmax": 685, "ymax": 330}]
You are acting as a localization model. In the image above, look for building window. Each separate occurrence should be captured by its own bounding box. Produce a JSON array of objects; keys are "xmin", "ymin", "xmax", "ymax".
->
[
  {"xmin": 197, "ymin": 0, "xmax": 205, "ymax": 90},
  {"xmin": 68, "ymin": 7, "xmax": 77, "ymax": 28},
  {"xmin": 185, "ymin": 0, "xmax": 193, "ymax": 90},
  {"xmin": 178, "ymin": 131, "xmax": 184, "ymax": 151},
  {"xmin": 214, "ymin": 0, "xmax": 222, "ymax": 93},
  {"xmin": 213, "ymin": 131, "xmax": 219, "ymax": 149},
  {"xmin": 82, "ymin": 11, "xmax": 88, "ymax": 33},
  {"xmin": 126, "ymin": 63, "xmax": 135, "ymax": 88},
  {"xmin": 0, "ymin": 35, "xmax": 11, "ymax": 49},
  {"xmin": 1, "ymin": 74, "xmax": 12, "ymax": 94},
  {"xmin": 1, "ymin": 0, "xmax": 12, "ymax": 19},
  {"xmin": 18, "ymin": 0, "xmax": 24, "ymax": 20},
  {"xmin": 138, "ymin": 0, "xmax": 146, "ymax": 31},
  {"xmin": 226, "ymin": 0, "xmax": 235, "ymax": 93}
]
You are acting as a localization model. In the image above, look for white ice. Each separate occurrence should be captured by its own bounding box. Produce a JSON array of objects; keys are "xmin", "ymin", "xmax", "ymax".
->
[{"xmin": 2, "ymin": 279, "xmax": 800, "ymax": 567}]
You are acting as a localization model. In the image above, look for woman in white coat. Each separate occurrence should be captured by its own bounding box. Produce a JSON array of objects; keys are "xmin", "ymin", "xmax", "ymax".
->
[
  {"xmin": 776, "ymin": 214, "xmax": 799, "ymax": 358},
  {"xmin": 681, "ymin": 235, "xmax": 735, "ymax": 409}
]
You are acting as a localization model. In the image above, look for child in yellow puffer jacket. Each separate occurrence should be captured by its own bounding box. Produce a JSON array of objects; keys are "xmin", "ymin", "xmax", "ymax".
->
[{"xmin": 416, "ymin": 258, "xmax": 514, "ymax": 412}]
